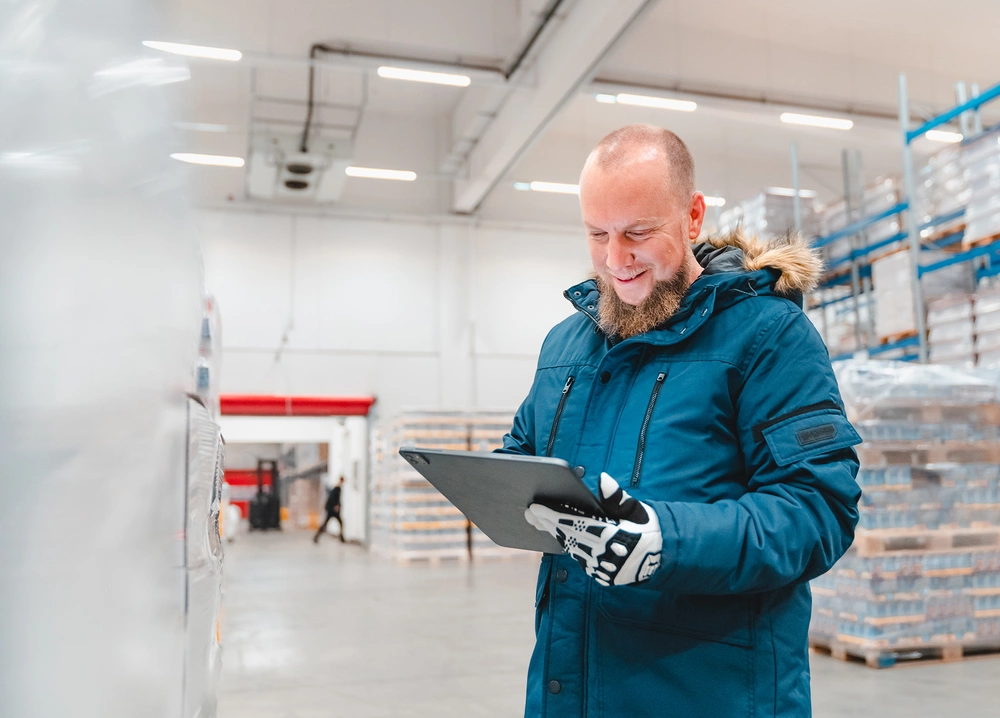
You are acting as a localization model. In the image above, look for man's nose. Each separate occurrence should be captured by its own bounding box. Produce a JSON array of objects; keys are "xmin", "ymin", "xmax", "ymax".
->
[{"xmin": 606, "ymin": 233, "xmax": 633, "ymax": 270}]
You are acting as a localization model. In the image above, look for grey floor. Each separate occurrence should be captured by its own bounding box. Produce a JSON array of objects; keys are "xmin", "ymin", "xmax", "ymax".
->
[{"xmin": 219, "ymin": 531, "xmax": 999, "ymax": 717}]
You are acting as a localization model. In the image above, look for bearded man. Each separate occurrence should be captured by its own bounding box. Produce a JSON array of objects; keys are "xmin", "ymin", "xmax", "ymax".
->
[{"xmin": 500, "ymin": 124, "xmax": 863, "ymax": 718}]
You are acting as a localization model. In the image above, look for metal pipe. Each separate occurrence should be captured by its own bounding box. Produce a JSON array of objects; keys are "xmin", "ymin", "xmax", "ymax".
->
[
  {"xmin": 971, "ymin": 82, "xmax": 984, "ymax": 136},
  {"xmin": 899, "ymin": 73, "xmax": 930, "ymax": 363},
  {"xmin": 504, "ymin": 0, "xmax": 566, "ymax": 79},
  {"xmin": 854, "ymin": 150, "xmax": 878, "ymax": 347},
  {"xmin": 956, "ymin": 82, "xmax": 970, "ymax": 138},
  {"xmin": 842, "ymin": 150, "xmax": 865, "ymax": 353}
]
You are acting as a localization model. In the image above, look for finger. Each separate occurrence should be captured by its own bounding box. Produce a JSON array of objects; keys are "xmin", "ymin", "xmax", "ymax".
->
[
  {"xmin": 599, "ymin": 472, "xmax": 649, "ymax": 524},
  {"xmin": 524, "ymin": 507, "xmax": 545, "ymax": 531}
]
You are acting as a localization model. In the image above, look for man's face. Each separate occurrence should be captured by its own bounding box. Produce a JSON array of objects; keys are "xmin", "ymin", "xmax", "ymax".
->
[{"xmin": 580, "ymin": 156, "xmax": 704, "ymax": 306}]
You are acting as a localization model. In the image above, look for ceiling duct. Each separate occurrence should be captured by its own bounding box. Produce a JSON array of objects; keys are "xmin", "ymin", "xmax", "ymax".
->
[{"xmin": 246, "ymin": 133, "xmax": 354, "ymax": 203}]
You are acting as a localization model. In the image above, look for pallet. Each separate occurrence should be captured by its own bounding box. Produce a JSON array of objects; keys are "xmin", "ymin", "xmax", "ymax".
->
[
  {"xmin": 962, "ymin": 231, "xmax": 1000, "ymax": 251},
  {"xmin": 846, "ymin": 400, "xmax": 1000, "ymax": 426},
  {"xmin": 809, "ymin": 636, "xmax": 1000, "ymax": 669},
  {"xmin": 878, "ymin": 330, "xmax": 919, "ymax": 346},
  {"xmin": 857, "ymin": 441, "xmax": 1000, "ymax": 467},
  {"xmin": 853, "ymin": 527, "xmax": 1000, "ymax": 557}
]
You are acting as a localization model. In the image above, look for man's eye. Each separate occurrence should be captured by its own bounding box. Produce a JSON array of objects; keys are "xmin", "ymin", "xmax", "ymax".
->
[
  {"xmin": 589, "ymin": 232, "xmax": 607, "ymax": 239},
  {"xmin": 628, "ymin": 231, "xmax": 649, "ymax": 239}
]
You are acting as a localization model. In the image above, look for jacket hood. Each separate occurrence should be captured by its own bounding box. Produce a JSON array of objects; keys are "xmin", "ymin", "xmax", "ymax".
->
[{"xmin": 693, "ymin": 227, "xmax": 822, "ymax": 296}]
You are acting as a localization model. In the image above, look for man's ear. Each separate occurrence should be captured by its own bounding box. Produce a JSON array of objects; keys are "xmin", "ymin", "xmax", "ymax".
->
[{"xmin": 688, "ymin": 192, "xmax": 707, "ymax": 240}]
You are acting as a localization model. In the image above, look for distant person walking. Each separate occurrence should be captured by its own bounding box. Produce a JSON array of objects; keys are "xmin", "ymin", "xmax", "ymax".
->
[{"xmin": 314, "ymin": 476, "xmax": 345, "ymax": 543}]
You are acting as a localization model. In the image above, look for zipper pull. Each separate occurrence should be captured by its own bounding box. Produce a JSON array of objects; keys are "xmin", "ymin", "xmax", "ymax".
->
[
  {"xmin": 562, "ymin": 376, "xmax": 575, "ymax": 394},
  {"xmin": 656, "ymin": 372, "xmax": 666, "ymax": 382}
]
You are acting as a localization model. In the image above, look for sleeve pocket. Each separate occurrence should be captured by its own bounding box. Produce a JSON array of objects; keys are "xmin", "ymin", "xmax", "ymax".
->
[{"xmin": 762, "ymin": 409, "xmax": 862, "ymax": 467}]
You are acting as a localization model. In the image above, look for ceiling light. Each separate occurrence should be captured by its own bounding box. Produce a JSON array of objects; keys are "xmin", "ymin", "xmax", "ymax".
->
[
  {"xmin": 345, "ymin": 166, "xmax": 417, "ymax": 181},
  {"xmin": 780, "ymin": 112, "xmax": 853, "ymax": 130},
  {"xmin": 171, "ymin": 153, "xmax": 244, "ymax": 167},
  {"xmin": 529, "ymin": 181, "xmax": 580, "ymax": 195},
  {"xmin": 595, "ymin": 93, "xmax": 618, "ymax": 104},
  {"xmin": 142, "ymin": 41, "xmax": 242, "ymax": 62},
  {"xmin": 174, "ymin": 122, "xmax": 230, "ymax": 133},
  {"xmin": 704, "ymin": 196, "xmax": 726, "ymax": 207},
  {"xmin": 766, "ymin": 187, "xmax": 818, "ymax": 198},
  {"xmin": 926, "ymin": 129, "xmax": 963, "ymax": 143},
  {"xmin": 377, "ymin": 66, "xmax": 471, "ymax": 87},
  {"xmin": 513, "ymin": 182, "xmax": 532, "ymax": 191},
  {"xmin": 614, "ymin": 93, "xmax": 697, "ymax": 112}
]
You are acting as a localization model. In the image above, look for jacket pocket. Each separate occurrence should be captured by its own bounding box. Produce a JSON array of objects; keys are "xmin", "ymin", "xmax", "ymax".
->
[
  {"xmin": 760, "ymin": 408, "xmax": 862, "ymax": 467},
  {"xmin": 545, "ymin": 375, "xmax": 575, "ymax": 457},
  {"xmin": 595, "ymin": 590, "xmax": 754, "ymax": 718},
  {"xmin": 630, "ymin": 371, "xmax": 667, "ymax": 487}
]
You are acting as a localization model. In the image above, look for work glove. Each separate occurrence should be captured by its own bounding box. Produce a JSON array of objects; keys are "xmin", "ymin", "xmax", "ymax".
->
[{"xmin": 525, "ymin": 472, "xmax": 662, "ymax": 586}]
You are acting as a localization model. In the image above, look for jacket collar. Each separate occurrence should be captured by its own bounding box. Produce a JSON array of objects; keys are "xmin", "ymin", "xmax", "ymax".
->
[{"xmin": 563, "ymin": 229, "xmax": 819, "ymax": 346}]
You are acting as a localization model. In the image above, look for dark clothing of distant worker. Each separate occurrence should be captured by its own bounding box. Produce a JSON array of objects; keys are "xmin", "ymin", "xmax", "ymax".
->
[
  {"xmin": 314, "ymin": 485, "xmax": 344, "ymax": 543},
  {"xmin": 499, "ymin": 230, "xmax": 863, "ymax": 718}
]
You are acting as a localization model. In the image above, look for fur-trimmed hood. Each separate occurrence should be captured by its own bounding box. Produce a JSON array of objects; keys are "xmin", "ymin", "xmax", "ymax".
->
[{"xmin": 693, "ymin": 227, "xmax": 822, "ymax": 296}]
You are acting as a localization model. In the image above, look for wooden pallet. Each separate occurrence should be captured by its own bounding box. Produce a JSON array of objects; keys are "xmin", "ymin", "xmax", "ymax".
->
[
  {"xmin": 854, "ymin": 527, "xmax": 1000, "ymax": 557},
  {"xmin": 962, "ymin": 231, "xmax": 1000, "ymax": 251},
  {"xmin": 878, "ymin": 330, "xmax": 919, "ymax": 346},
  {"xmin": 809, "ymin": 636, "xmax": 1000, "ymax": 669},
  {"xmin": 847, "ymin": 401, "xmax": 1000, "ymax": 426},
  {"xmin": 857, "ymin": 441, "xmax": 1000, "ymax": 467}
]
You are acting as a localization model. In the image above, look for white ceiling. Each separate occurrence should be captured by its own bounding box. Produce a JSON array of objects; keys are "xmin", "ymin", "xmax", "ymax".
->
[{"xmin": 162, "ymin": 0, "xmax": 1000, "ymax": 226}]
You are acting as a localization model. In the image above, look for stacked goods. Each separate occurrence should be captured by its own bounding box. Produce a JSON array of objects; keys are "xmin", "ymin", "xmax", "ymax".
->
[
  {"xmin": 808, "ymin": 290, "xmax": 874, "ymax": 358},
  {"xmin": 817, "ymin": 177, "xmax": 904, "ymax": 270},
  {"xmin": 811, "ymin": 362, "xmax": 1000, "ymax": 667},
  {"xmin": 975, "ymin": 289, "xmax": 1000, "ymax": 367},
  {"xmin": 927, "ymin": 294, "xmax": 976, "ymax": 369},
  {"xmin": 872, "ymin": 250, "xmax": 974, "ymax": 342},
  {"xmin": 717, "ymin": 189, "xmax": 817, "ymax": 239},
  {"xmin": 960, "ymin": 128, "xmax": 1000, "ymax": 249},
  {"xmin": 915, "ymin": 145, "xmax": 968, "ymax": 238},
  {"xmin": 369, "ymin": 410, "xmax": 522, "ymax": 562}
]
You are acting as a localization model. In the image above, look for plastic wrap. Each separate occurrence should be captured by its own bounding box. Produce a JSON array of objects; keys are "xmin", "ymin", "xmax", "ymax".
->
[
  {"xmin": 717, "ymin": 189, "xmax": 818, "ymax": 238},
  {"xmin": 960, "ymin": 129, "xmax": 1000, "ymax": 246},
  {"xmin": 812, "ymin": 362, "xmax": 1000, "ymax": 659},
  {"xmin": 873, "ymin": 251, "xmax": 975, "ymax": 340},
  {"xmin": 0, "ymin": 2, "xmax": 206, "ymax": 715}
]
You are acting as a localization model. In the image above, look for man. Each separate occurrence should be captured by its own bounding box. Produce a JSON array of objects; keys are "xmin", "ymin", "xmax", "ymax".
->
[
  {"xmin": 502, "ymin": 124, "xmax": 862, "ymax": 718},
  {"xmin": 313, "ymin": 476, "xmax": 345, "ymax": 543}
]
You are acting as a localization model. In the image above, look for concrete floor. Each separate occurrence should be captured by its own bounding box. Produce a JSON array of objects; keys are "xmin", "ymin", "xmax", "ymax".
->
[{"xmin": 219, "ymin": 531, "xmax": 999, "ymax": 717}]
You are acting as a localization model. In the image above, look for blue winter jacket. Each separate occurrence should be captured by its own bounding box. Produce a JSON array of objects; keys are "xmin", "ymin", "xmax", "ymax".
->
[{"xmin": 500, "ymin": 231, "xmax": 863, "ymax": 718}]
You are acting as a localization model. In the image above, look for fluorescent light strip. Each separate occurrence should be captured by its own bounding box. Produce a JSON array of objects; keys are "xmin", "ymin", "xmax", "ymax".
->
[
  {"xmin": 926, "ymin": 129, "xmax": 963, "ymax": 143},
  {"xmin": 377, "ymin": 66, "xmax": 471, "ymax": 87},
  {"xmin": 595, "ymin": 93, "xmax": 618, "ymax": 104},
  {"xmin": 529, "ymin": 181, "xmax": 580, "ymax": 195},
  {"xmin": 780, "ymin": 112, "xmax": 853, "ymax": 130},
  {"xmin": 174, "ymin": 122, "xmax": 230, "ymax": 133},
  {"xmin": 614, "ymin": 93, "xmax": 697, "ymax": 112},
  {"xmin": 171, "ymin": 153, "xmax": 244, "ymax": 167},
  {"xmin": 345, "ymin": 166, "xmax": 417, "ymax": 181},
  {"xmin": 704, "ymin": 196, "xmax": 726, "ymax": 207},
  {"xmin": 766, "ymin": 187, "xmax": 818, "ymax": 198},
  {"xmin": 143, "ymin": 41, "xmax": 242, "ymax": 62}
]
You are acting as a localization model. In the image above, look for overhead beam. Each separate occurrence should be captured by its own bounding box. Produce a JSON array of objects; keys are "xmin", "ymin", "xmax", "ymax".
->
[{"xmin": 451, "ymin": 0, "xmax": 655, "ymax": 214}]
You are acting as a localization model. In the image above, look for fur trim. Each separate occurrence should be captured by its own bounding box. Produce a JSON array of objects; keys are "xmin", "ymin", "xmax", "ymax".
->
[{"xmin": 703, "ymin": 227, "xmax": 822, "ymax": 295}]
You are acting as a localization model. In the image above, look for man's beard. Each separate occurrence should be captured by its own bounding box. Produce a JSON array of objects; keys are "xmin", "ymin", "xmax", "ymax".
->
[{"xmin": 595, "ymin": 264, "xmax": 692, "ymax": 340}]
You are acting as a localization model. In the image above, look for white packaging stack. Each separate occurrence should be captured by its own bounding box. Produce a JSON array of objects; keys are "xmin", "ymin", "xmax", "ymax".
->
[
  {"xmin": 369, "ymin": 410, "xmax": 523, "ymax": 563},
  {"xmin": 960, "ymin": 128, "xmax": 1000, "ymax": 249},
  {"xmin": 915, "ymin": 144, "xmax": 969, "ymax": 238},
  {"xmin": 975, "ymin": 289, "xmax": 1000, "ymax": 367},
  {"xmin": 817, "ymin": 177, "xmax": 904, "ymax": 272},
  {"xmin": 717, "ymin": 189, "xmax": 817, "ymax": 238},
  {"xmin": 872, "ymin": 251, "xmax": 975, "ymax": 341},
  {"xmin": 810, "ymin": 361, "xmax": 1000, "ymax": 668},
  {"xmin": 927, "ymin": 295, "xmax": 976, "ymax": 369}
]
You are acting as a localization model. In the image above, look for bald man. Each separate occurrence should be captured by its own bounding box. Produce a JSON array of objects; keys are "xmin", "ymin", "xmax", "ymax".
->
[{"xmin": 502, "ymin": 125, "xmax": 862, "ymax": 718}]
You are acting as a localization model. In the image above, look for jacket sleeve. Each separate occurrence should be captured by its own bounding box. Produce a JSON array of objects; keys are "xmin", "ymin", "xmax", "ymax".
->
[{"xmin": 646, "ymin": 306, "xmax": 862, "ymax": 595}]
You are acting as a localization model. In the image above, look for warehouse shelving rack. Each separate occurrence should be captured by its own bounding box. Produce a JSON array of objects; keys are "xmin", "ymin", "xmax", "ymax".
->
[{"xmin": 809, "ymin": 75, "xmax": 1000, "ymax": 364}]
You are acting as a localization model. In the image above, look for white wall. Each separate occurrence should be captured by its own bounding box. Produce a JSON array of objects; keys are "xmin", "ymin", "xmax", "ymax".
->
[{"xmin": 197, "ymin": 208, "xmax": 590, "ymax": 418}]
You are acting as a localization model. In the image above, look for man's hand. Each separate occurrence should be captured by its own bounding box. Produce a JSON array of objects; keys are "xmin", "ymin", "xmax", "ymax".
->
[{"xmin": 525, "ymin": 472, "xmax": 662, "ymax": 586}]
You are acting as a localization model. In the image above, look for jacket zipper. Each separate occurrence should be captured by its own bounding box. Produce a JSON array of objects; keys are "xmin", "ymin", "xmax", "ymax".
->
[
  {"xmin": 545, "ymin": 375, "xmax": 575, "ymax": 457},
  {"xmin": 631, "ymin": 372, "xmax": 666, "ymax": 487}
]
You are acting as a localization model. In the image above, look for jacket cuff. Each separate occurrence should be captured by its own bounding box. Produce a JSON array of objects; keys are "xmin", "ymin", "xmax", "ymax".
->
[{"xmin": 644, "ymin": 501, "xmax": 680, "ymax": 590}]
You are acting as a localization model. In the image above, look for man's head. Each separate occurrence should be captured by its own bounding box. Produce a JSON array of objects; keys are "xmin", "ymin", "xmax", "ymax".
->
[{"xmin": 579, "ymin": 124, "xmax": 707, "ymax": 338}]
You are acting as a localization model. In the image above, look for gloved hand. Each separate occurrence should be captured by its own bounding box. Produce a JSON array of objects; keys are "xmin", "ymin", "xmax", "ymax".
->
[{"xmin": 525, "ymin": 472, "xmax": 662, "ymax": 586}]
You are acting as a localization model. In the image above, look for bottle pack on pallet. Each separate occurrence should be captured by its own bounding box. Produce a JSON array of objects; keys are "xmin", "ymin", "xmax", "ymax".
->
[
  {"xmin": 369, "ymin": 410, "xmax": 524, "ymax": 563},
  {"xmin": 810, "ymin": 361, "xmax": 1000, "ymax": 667}
]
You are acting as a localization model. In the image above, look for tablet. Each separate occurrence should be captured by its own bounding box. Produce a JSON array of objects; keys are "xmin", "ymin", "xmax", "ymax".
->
[{"xmin": 398, "ymin": 447, "xmax": 605, "ymax": 554}]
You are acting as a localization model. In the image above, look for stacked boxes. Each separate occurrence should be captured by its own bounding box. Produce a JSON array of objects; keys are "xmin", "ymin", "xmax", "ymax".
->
[
  {"xmin": 960, "ymin": 128, "xmax": 1000, "ymax": 248},
  {"xmin": 915, "ymin": 145, "xmax": 969, "ymax": 237},
  {"xmin": 975, "ymin": 290, "xmax": 1000, "ymax": 367},
  {"xmin": 817, "ymin": 177, "xmax": 904, "ymax": 270},
  {"xmin": 369, "ymin": 410, "xmax": 522, "ymax": 562},
  {"xmin": 927, "ymin": 294, "xmax": 976, "ymax": 368},
  {"xmin": 717, "ymin": 189, "xmax": 817, "ymax": 239},
  {"xmin": 811, "ymin": 362, "xmax": 1000, "ymax": 664}
]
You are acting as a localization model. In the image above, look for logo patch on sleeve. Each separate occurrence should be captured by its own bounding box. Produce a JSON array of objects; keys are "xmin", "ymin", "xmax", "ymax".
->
[{"xmin": 796, "ymin": 424, "xmax": 837, "ymax": 446}]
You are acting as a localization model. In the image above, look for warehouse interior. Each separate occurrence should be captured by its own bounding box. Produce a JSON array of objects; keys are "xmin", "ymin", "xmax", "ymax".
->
[{"xmin": 3, "ymin": 0, "xmax": 1000, "ymax": 716}]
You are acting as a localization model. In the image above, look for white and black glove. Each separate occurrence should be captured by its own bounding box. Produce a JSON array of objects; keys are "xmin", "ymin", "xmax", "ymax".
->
[{"xmin": 525, "ymin": 472, "xmax": 662, "ymax": 586}]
